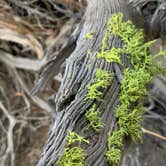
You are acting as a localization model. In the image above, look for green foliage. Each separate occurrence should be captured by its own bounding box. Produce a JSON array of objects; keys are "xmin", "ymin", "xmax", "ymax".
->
[
  {"xmin": 107, "ymin": 129, "xmax": 125, "ymax": 149},
  {"xmin": 119, "ymin": 68, "xmax": 152, "ymax": 104},
  {"xmin": 116, "ymin": 104, "xmax": 144, "ymax": 141},
  {"xmin": 59, "ymin": 12, "xmax": 166, "ymax": 166},
  {"xmin": 85, "ymin": 69, "xmax": 111, "ymax": 133},
  {"xmin": 96, "ymin": 19, "xmax": 122, "ymax": 63},
  {"xmin": 85, "ymin": 104, "xmax": 104, "ymax": 132},
  {"xmin": 106, "ymin": 147, "xmax": 121, "ymax": 166},
  {"xmin": 106, "ymin": 129, "xmax": 125, "ymax": 166},
  {"xmin": 107, "ymin": 12, "xmax": 166, "ymax": 72},
  {"xmin": 58, "ymin": 132, "xmax": 89, "ymax": 166},
  {"xmin": 58, "ymin": 147, "xmax": 85, "ymax": 166},
  {"xmin": 67, "ymin": 131, "xmax": 89, "ymax": 145},
  {"xmin": 97, "ymin": 47, "xmax": 122, "ymax": 63},
  {"xmin": 84, "ymin": 32, "xmax": 94, "ymax": 39},
  {"xmin": 104, "ymin": 13, "xmax": 166, "ymax": 165},
  {"xmin": 86, "ymin": 69, "xmax": 113, "ymax": 100}
]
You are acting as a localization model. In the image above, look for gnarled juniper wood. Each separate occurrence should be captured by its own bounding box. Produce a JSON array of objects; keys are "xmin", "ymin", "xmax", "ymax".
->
[{"xmin": 37, "ymin": 0, "xmax": 165, "ymax": 166}]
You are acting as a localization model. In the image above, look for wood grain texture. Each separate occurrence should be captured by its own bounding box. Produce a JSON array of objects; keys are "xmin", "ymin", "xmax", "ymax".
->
[
  {"xmin": 37, "ymin": 0, "xmax": 166, "ymax": 166},
  {"xmin": 37, "ymin": 1, "xmax": 131, "ymax": 165}
]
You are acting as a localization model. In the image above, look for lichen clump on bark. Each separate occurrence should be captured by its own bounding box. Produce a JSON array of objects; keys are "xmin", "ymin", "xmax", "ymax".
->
[
  {"xmin": 86, "ymin": 69, "xmax": 113, "ymax": 100},
  {"xmin": 85, "ymin": 104, "xmax": 104, "ymax": 132},
  {"xmin": 58, "ymin": 12, "xmax": 166, "ymax": 166},
  {"xmin": 58, "ymin": 132, "xmax": 89, "ymax": 166},
  {"xmin": 104, "ymin": 13, "xmax": 166, "ymax": 165}
]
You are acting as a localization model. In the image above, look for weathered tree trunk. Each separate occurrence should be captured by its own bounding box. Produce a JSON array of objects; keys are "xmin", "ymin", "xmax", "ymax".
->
[
  {"xmin": 37, "ymin": 1, "xmax": 131, "ymax": 165},
  {"xmin": 36, "ymin": 0, "xmax": 164, "ymax": 166}
]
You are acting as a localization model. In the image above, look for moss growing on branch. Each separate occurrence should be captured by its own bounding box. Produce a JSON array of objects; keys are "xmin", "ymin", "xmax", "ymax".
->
[
  {"xmin": 58, "ymin": 147, "xmax": 85, "ymax": 166},
  {"xmin": 103, "ymin": 13, "xmax": 166, "ymax": 165},
  {"xmin": 58, "ymin": 132, "xmax": 89, "ymax": 166},
  {"xmin": 85, "ymin": 69, "xmax": 112, "ymax": 132},
  {"xmin": 59, "ymin": 12, "xmax": 166, "ymax": 166},
  {"xmin": 84, "ymin": 32, "xmax": 94, "ymax": 39},
  {"xmin": 85, "ymin": 104, "xmax": 104, "ymax": 132},
  {"xmin": 67, "ymin": 131, "xmax": 89, "ymax": 145},
  {"xmin": 97, "ymin": 47, "xmax": 122, "ymax": 63},
  {"xmin": 86, "ymin": 69, "xmax": 114, "ymax": 100}
]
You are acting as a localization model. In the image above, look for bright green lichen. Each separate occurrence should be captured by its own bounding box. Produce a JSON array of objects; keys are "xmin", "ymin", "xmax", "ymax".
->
[
  {"xmin": 84, "ymin": 32, "xmax": 94, "ymax": 39},
  {"xmin": 85, "ymin": 69, "xmax": 112, "ymax": 133},
  {"xmin": 97, "ymin": 47, "xmax": 122, "ymax": 63},
  {"xmin": 85, "ymin": 104, "xmax": 104, "ymax": 132},
  {"xmin": 105, "ymin": 13, "xmax": 166, "ymax": 165},
  {"xmin": 86, "ymin": 69, "xmax": 113, "ymax": 100},
  {"xmin": 58, "ymin": 147, "xmax": 85, "ymax": 166},
  {"xmin": 106, "ymin": 129, "xmax": 125, "ymax": 165},
  {"xmin": 59, "ymin": 11, "xmax": 166, "ymax": 166},
  {"xmin": 67, "ymin": 131, "xmax": 89, "ymax": 145},
  {"xmin": 58, "ymin": 132, "xmax": 89, "ymax": 166},
  {"xmin": 119, "ymin": 68, "xmax": 152, "ymax": 104},
  {"xmin": 106, "ymin": 147, "xmax": 121, "ymax": 166},
  {"xmin": 106, "ymin": 69, "xmax": 148, "ymax": 165},
  {"xmin": 96, "ymin": 13, "xmax": 125, "ymax": 64},
  {"xmin": 107, "ymin": 12, "xmax": 166, "ymax": 72},
  {"xmin": 96, "ymin": 24, "xmax": 122, "ymax": 64}
]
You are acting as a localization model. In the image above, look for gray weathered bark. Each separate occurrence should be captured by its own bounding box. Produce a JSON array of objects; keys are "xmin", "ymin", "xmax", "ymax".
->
[{"xmin": 36, "ymin": 0, "xmax": 165, "ymax": 166}]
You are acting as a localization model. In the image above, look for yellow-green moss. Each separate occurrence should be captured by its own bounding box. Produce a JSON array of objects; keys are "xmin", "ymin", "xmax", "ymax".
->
[
  {"xmin": 97, "ymin": 47, "xmax": 122, "ymax": 63},
  {"xmin": 85, "ymin": 69, "xmax": 113, "ymax": 133},
  {"xmin": 67, "ymin": 131, "xmax": 89, "ymax": 145},
  {"xmin": 85, "ymin": 104, "xmax": 104, "ymax": 132},
  {"xmin": 84, "ymin": 32, "xmax": 94, "ymax": 39},
  {"xmin": 104, "ymin": 13, "xmax": 166, "ymax": 165},
  {"xmin": 58, "ymin": 147, "xmax": 85, "ymax": 166},
  {"xmin": 86, "ymin": 69, "xmax": 114, "ymax": 100},
  {"xmin": 59, "ymin": 12, "xmax": 166, "ymax": 166},
  {"xmin": 58, "ymin": 132, "xmax": 89, "ymax": 166}
]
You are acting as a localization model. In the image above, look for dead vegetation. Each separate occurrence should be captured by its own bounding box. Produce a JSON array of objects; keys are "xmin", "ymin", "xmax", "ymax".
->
[{"xmin": 0, "ymin": 0, "xmax": 83, "ymax": 165}]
